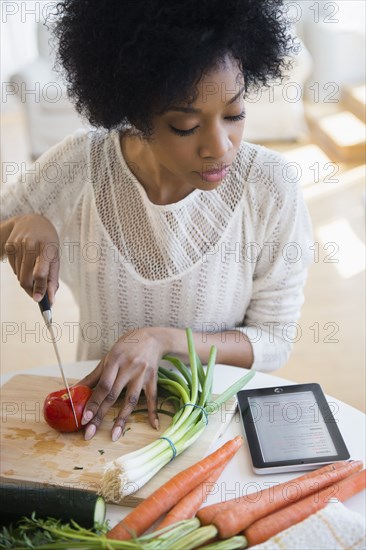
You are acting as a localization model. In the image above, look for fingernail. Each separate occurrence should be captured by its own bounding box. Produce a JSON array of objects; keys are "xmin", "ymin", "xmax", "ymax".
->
[
  {"xmin": 84, "ymin": 424, "xmax": 96, "ymax": 440},
  {"xmin": 82, "ymin": 410, "xmax": 93, "ymax": 425},
  {"xmin": 154, "ymin": 418, "xmax": 160, "ymax": 430},
  {"xmin": 112, "ymin": 426, "xmax": 122, "ymax": 442},
  {"xmin": 33, "ymin": 293, "xmax": 42, "ymax": 302}
]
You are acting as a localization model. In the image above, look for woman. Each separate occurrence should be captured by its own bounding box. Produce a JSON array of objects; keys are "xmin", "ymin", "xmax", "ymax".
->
[{"xmin": 0, "ymin": 0, "xmax": 312, "ymax": 441}]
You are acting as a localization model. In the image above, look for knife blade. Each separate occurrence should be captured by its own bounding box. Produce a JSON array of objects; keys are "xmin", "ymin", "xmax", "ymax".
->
[{"xmin": 38, "ymin": 293, "xmax": 79, "ymax": 429}]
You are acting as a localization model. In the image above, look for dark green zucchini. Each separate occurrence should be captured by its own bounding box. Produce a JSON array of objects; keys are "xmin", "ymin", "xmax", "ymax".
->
[{"xmin": 0, "ymin": 483, "xmax": 106, "ymax": 528}]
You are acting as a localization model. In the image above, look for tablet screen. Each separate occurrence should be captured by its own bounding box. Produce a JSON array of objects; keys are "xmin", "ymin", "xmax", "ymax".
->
[
  {"xmin": 248, "ymin": 391, "xmax": 337, "ymax": 462},
  {"xmin": 237, "ymin": 383, "xmax": 350, "ymax": 473}
]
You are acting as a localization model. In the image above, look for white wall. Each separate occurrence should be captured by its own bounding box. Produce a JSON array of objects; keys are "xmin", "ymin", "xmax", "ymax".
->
[
  {"xmin": 290, "ymin": 0, "xmax": 366, "ymax": 98},
  {"xmin": 1, "ymin": 2, "xmax": 40, "ymax": 81}
]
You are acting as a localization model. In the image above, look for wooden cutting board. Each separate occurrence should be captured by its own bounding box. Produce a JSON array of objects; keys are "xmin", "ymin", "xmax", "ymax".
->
[{"xmin": 1, "ymin": 374, "xmax": 236, "ymax": 506}]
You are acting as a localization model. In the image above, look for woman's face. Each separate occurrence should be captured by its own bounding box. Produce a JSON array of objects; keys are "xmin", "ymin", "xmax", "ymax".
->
[{"xmin": 148, "ymin": 57, "xmax": 246, "ymax": 193}]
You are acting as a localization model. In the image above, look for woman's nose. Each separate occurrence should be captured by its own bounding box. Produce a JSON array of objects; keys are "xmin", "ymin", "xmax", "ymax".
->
[{"xmin": 198, "ymin": 127, "xmax": 232, "ymax": 162}]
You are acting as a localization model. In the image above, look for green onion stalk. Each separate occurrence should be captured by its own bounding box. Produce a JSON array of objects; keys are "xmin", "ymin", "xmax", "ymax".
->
[
  {"xmin": 0, "ymin": 515, "xmax": 248, "ymax": 549},
  {"xmin": 101, "ymin": 329, "xmax": 255, "ymax": 503}
]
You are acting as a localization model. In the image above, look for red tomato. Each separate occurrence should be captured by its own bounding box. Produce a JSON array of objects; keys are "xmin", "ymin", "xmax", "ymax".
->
[{"xmin": 43, "ymin": 385, "xmax": 93, "ymax": 432}]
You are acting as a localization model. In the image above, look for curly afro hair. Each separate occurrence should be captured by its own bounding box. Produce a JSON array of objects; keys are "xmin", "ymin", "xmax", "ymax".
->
[{"xmin": 52, "ymin": 0, "xmax": 296, "ymax": 136}]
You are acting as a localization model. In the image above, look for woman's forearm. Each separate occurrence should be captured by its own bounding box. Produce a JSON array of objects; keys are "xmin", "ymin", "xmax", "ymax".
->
[{"xmin": 152, "ymin": 326, "xmax": 254, "ymax": 370}]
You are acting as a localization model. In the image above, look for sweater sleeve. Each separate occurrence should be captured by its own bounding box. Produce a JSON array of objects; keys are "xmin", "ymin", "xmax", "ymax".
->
[
  {"xmin": 0, "ymin": 129, "xmax": 90, "ymax": 236},
  {"xmin": 238, "ymin": 148, "xmax": 313, "ymax": 372}
]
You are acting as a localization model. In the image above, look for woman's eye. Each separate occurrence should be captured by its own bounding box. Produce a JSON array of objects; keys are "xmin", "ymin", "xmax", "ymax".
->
[
  {"xmin": 169, "ymin": 111, "xmax": 246, "ymax": 137},
  {"xmin": 226, "ymin": 111, "xmax": 246, "ymax": 122},
  {"xmin": 169, "ymin": 125, "xmax": 198, "ymax": 137}
]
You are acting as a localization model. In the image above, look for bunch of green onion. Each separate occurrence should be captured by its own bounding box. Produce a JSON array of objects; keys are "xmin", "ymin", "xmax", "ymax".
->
[
  {"xmin": 1, "ymin": 515, "xmax": 248, "ymax": 549},
  {"xmin": 101, "ymin": 328, "xmax": 255, "ymax": 503}
]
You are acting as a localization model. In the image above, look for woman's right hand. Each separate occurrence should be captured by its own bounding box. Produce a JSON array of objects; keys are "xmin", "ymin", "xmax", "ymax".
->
[{"xmin": 1, "ymin": 214, "xmax": 60, "ymax": 304}]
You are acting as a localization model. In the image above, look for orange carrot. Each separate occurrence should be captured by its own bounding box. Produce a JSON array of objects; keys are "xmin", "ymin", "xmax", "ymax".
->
[
  {"xmin": 208, "ymin": 460, "xmax": 363, "ymax": 539},
  {"xmin": 155, "ymin": 463, "xmax": 226, "ymax": 530},
  {"xmin": 106, "ymin": 435, "xmax": 243, "ymax": 540},
  {"xmin": 197, "ymin": 460, "xmax": 361, "ymax": 526},
  {"xmin": 245, "ymin": 469, "xmax": 366, "ymax": 546}
]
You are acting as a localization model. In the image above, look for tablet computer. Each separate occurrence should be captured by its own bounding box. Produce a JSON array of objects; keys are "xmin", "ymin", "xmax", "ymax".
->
[{"xmin": 237, "ymin": 383, "xmax": 350, "ymax": 474}]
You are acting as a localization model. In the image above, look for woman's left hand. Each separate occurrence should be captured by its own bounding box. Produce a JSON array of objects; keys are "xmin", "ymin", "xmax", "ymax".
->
[{"xmin": 77, "ymin": 327, "xmax": 169, "ymax": 441}]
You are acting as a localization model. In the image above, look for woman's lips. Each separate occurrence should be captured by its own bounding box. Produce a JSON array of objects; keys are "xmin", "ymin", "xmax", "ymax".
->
[{"xmin": 198, "ymin": 165, "xmax": 230, "ymax": 182}]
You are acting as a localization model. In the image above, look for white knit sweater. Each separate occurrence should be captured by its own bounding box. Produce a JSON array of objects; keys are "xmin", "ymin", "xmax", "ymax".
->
[{"xmin": 1, "ymin": 129, "xmax": 312, "ymax": 371}]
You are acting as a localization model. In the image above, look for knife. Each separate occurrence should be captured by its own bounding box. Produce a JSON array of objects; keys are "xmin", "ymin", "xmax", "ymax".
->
[{"xmin": 38, "ymin": 292, "xmax": 79, "ymax": 428}]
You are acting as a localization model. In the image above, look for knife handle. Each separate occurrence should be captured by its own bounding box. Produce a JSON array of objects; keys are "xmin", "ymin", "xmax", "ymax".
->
[
  {"xmin": 38, "ymin": 292, "xmax": 52, "ymax": 326},
  {"xmin": 38, "ymin": 292, "xmax": 51, "ymax": 313}
]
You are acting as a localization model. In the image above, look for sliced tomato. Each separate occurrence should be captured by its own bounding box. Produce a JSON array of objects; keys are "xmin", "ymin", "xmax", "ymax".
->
[{"xmin": 43, "ymin": 385, "xmax": 93, "ymax": 432}]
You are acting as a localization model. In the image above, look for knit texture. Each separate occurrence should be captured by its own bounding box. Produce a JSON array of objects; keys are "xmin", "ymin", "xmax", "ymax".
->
[
  {"xmin": 1, "ymin": 129, "xmax": 312, "ymax": 369},
  {"xmin": 251, "ymin": 501, "xmax": 366, "ymax": 549}
]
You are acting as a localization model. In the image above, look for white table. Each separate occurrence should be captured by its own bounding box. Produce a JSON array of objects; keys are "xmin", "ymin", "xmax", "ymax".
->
[{"xmin": 2, "ymin": 362, "xmax": 365, "ymax": 527}]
